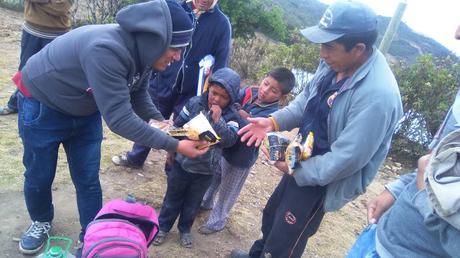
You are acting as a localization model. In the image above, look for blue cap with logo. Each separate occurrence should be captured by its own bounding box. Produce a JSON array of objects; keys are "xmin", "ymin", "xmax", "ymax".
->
[{"xmin": 300, "ymin": 0, "xmax": 377, "ymax": 43}]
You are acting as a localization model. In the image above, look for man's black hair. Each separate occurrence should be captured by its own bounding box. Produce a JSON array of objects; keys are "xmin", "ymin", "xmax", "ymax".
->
[
  {"xmin": 335, "ymin": 30, "xmax": 378, "ymax": 52},
  {"xmin": 267, "ymin": 67, "xmax": 296, "ymax": 95}
]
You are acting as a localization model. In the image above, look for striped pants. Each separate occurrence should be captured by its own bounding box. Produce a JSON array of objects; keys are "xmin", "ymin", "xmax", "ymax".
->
[{"xmin": 201, "ymin": 157, "xmax": 251, "ymax": 230}]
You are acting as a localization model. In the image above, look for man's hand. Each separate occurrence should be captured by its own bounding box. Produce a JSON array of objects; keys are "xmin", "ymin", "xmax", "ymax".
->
[
  {"xmin": 367, "ymin": 189, "xmax": 395, "ymax": 224},
  {"xmin": 274, "ymin": 161, "xmax": 289, "ymax": 174},
  {"xmin": 210, "ymin": 105, "xmax": 222, "ymax": 123},
  {"xmin": 416, "ymin": 154, "xmax": 431, "ymax": 190},
  {"xmin": 176, "ymin": 140, "xmax": 209, "ymax": 158},
  {"xmin": 238, "ymin": 117, "xmax": 274, "ymax": 147}
]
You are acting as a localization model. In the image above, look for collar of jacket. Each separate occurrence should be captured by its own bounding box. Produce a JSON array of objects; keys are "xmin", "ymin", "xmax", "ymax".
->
[{"xmin": 336, "ymin": 46, "xmax": 379, "ymax": 93}]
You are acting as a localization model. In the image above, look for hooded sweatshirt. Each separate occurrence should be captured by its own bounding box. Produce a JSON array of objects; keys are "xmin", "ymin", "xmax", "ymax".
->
[{"xmin": 21, "ymin": 0, "xmax": 179, "ymax": 152}]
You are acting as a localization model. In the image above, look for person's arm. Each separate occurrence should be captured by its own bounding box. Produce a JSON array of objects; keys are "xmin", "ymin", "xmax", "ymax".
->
[
  {"xmin": 366, "ymin": 171, "xmax": 417, "ymax": 224},
  {"xmin": 82, "ymin": 46, "xmax": 208, "ymax": 158},
  {"xmin": 292, "ymin": 91, "xmax": 400, "ymax": 187},
  {"xmin": 211, "ymin": 17, "xmax": 231, "ymax": 70},
  {"xmin": 213, "ymin": 118, "xmax": 239, "ymax": 148},
  {"xmin": 130, "ymin": 78, "xmax": 164, "ymax": 122},
  {"xmin": 173, "ymin": 100, "xmax": 194, "ymax": 128}
]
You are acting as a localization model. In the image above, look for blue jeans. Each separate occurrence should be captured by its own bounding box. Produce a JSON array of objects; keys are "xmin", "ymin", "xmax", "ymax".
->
[
  {"xmin": 17, "ymin": 93, "xmax": 103, "ymax": 235},
  {"xmin": 7, "ymin": 30, "xmax": 54, "ymax": 111}
]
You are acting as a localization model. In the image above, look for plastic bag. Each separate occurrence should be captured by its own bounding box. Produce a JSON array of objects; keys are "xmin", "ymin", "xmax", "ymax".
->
[{"xmin": 346, "ymin": 224, "xmax": 379, "ymax": 258}]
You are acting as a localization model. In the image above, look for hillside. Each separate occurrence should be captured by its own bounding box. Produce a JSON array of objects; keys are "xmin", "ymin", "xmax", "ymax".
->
[{"xmin": 267, "ymin": 0, "xmax": 457, "ymax": 64}]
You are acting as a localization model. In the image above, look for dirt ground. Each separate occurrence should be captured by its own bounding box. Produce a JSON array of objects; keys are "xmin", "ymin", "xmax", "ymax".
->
[{"xmin": 0, "ymin": 7, "xmax": 406, "ymax": 258}]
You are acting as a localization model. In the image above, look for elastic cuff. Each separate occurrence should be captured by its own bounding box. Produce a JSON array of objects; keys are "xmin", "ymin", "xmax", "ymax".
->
[{"xmin": 269, "ymin": 116, "xmax": 279, "ymax": 131}]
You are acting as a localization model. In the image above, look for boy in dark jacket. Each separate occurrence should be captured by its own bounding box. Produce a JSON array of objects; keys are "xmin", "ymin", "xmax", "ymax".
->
[
  {"xmin": 199, "ymin": 68, "xmax": 295, "ymax": 234},
  {"xmin": 153, "ymin": 67, "xmax": 241, "ymax": 248}
]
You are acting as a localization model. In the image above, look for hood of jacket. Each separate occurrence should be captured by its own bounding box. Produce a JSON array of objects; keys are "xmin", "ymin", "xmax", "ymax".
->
[
  {"xmin": 116, "ymin": 0, "xmax": 172, "ymax": 70},
  {"xmin": 208, "ymin": 67, "xmax": 240, "ymax": 104}
]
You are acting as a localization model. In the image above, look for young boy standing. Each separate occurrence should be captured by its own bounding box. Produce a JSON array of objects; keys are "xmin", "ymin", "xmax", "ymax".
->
[
  {"xmin": 199, "ymin": 68, "xmax": 295, "ymax": 234},
  {"xmin": 153, "ymin": 68, "xmax": 241, "ymax": 248}
]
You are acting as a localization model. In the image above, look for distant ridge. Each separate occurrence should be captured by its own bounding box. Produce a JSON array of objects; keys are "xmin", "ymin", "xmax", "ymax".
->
[{"xmin": 266, "ymin": 0, "xmax": 457, "ymax": 64}]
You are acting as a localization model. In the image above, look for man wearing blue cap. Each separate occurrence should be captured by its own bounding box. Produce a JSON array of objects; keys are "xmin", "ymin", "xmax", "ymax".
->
[
  {"xmin": 233, "ymin": 1, "xmax": 403, "ymax": 257},
  {"xmin": 15, "ymin": 0, "xmax": 208, "ymax": 255}
]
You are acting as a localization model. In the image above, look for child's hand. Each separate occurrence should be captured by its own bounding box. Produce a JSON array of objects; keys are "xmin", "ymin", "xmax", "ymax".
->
[
  {"xmin": 238, "ymin": 109, "xmax": 251, "ymax": 120},
  {"xmin": 210, "ymin": 105, "xmax": 222, "ymax": 123}
]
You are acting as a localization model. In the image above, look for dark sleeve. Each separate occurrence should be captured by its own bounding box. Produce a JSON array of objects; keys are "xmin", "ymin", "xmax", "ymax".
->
[
  {"xmin": 212, "ymin": 115, "xmax": 239, "ymax": 148},
  {"xmin": 237, "ymin": 88, "xmax": 246, "ymax": 104},
  {"xmin": 130, "ymin": 76, "xmax": 164, "ymax": 122},
  {"xmin": 211, "ymin": 17, "xmax": 231, "ymax": 70},
  {"xmin": 173, "ymin": 99, "xmax": 193, "ymax": 127}
]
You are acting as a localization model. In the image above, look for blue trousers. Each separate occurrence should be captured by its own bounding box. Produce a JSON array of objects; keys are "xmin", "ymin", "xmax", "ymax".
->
[
  {"xmin": 17, "ymin": 93, "xmax": 103, "ymax": 235},
  {"xmin": 158, "ymin": 161, "xmax": 212, "ymax": 233},
  {"xmin": 7, "ymin": 30, "xmax": 53, "ymax": 111}
]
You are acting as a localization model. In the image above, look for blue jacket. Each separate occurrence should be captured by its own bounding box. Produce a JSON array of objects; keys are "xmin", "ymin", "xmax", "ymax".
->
[
  {"xmin": 223, "ymin": 87, "xmax": 280, "ymax": 168},
  {"xmin": 151, "ymin": 1, "xmax": 231, "ymax": 101},
  {"xmin": 271, "ymin": 47, "xmax": 403, "ymax": 212},
  {"xmin": 377, "ymin": 174, "xmax": 460, "ymax": 257},
  {"xmin": 175, "ymin": 68, "xmax": 240, "ymax": 175}
]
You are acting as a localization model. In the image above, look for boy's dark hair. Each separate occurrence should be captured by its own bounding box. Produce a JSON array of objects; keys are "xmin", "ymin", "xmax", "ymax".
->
[
  {"xmin": 335, "ymin": 30, "xmax": 378, "ymax": 52},
  {"xmin": 267, "ymin": 67, "xmax": 296, "ymax": 95}
]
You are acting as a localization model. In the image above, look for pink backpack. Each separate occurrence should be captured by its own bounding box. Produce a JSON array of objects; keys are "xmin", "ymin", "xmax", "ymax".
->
[{"xmin": 81, "ymin": 198, "xmax": 159, "ymax": 258}]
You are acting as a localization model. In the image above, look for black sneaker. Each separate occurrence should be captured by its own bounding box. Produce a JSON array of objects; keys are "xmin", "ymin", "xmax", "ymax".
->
[{"xmin": 19, "ymin": 221, "xmax": 52, "ymax": 254}]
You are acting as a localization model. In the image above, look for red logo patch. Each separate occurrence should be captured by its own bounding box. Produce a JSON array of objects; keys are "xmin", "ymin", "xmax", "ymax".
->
[{"xmin": 284, "ymin": 211, "xmax": 296, "ymax": 225}]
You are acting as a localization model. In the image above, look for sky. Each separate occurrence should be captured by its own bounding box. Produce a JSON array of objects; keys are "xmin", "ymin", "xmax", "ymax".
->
[{"xmin": 320, "ymin": 0, "xmax": 460, "ymax": 55}]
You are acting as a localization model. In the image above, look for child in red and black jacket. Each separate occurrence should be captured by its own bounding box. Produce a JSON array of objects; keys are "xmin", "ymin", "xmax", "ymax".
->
[{"xmin": 199, "ymin": 68, "xmax": 296, "ymax": 234}]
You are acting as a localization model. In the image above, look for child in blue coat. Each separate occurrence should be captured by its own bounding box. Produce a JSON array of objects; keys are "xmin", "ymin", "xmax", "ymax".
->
[{"xmin": 153, "ymin": 68, "xmax": 241, "ymax": 248}]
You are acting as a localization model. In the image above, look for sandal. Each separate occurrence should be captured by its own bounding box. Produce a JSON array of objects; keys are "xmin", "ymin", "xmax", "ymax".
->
[
  {"xmin": 179, "ymin": 232, "xmax": 193, "ymax": 248},
  {"xmin": 152, "ymin": 231, "xmax": 168, "ymax": 246}
]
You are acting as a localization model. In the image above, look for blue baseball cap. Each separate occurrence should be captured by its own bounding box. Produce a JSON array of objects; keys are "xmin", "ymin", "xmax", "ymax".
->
[{"xmin": 300, "ymin": 0, "xmax": 377, "ymax": 43}]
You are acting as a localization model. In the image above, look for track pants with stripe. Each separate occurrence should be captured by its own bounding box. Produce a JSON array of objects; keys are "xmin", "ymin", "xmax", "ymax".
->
[{"xmin": 249, "ymin": 175, "xmax": 325, "ymax": 258}]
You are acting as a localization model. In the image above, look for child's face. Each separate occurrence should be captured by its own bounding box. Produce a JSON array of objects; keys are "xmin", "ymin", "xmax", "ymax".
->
[
  {"xmin": 208, "ymin": 84, "xmax": 231, "ymax": 109},
  {"xmin": 257, "ymin": 76, "xmax": 284, "ymax": 104}
]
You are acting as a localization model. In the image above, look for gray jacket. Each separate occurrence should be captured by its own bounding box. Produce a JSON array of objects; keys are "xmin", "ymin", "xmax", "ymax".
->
[
  {"xmin": 271, "ymin": 47, "xmax": 403, "ymax": 212},
  {"xmin": 21, "ymin": 0, "xmax": 178, "ymax": 151}
]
